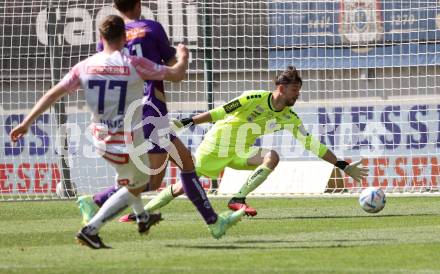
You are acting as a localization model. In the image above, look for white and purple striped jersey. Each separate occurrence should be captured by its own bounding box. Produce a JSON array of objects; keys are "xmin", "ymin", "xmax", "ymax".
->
[{"xmin": 59, "ymin": 50, "xmax": 168, "ymax": 155}]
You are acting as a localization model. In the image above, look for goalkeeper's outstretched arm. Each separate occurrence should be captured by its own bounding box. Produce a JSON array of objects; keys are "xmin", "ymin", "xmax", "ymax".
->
[
  {"xmin": 172, "ymin": 92, "xmax": 252, "ymax": 129},
  {"xmin": 170, "ymin": 111, "xmax": 212, "ymax": 129},
  {"xmin": 321, "ymin": 149, "xmax": 369, "ymax": 183},
  {"xmin": 292, "ymin": 123, "xmax": 369, "ymax": 183}
]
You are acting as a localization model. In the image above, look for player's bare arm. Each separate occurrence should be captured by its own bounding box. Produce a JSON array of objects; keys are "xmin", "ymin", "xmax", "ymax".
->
[
  {"xmin": 163, "ymin": 43, "xmax": 188, "ymax": 82},
  {"xmin": 10, "ymin": 84, "xmax": 68, "ymax": 143},
  {"xmin": 165, "ymin": 56, "xmax": 178, "ymax": 66}
]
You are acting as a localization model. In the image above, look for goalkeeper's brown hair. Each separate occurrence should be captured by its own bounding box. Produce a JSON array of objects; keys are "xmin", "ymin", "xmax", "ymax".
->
[
  {"xmin": 275, "ymin": 66, "xmax": 302, "ymax": 86},
  {"xmin": 114, "ymin": 0, "xmax": 139, "ymax": 13},
  {"xmin": 99, "ymin": 15, "xmax": 126, "ymax": 43}
]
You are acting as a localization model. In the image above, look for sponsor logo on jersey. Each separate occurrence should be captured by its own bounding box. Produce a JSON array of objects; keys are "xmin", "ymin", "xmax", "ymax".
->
[
  {"xmin": 87, "ymin": 66, "xmax": 130, "ymax": 75},
  {"xmin": 265, "ymin": 119, "xmax": 281, "ymax": 133},
  {"xmin": 126, "ymin": 27, "xmax": 147, "ymax": 41},
  {"xmin": 247, "ymin": 105, "xmax": 265, "ymax": 122},
  {"xmin": 223, "ymin": 99, "xmax": 242, "ymax": 113}
]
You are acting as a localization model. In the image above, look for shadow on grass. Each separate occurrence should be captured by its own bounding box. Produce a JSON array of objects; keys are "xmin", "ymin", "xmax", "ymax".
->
[
  {"xmin": 255, "ymin": 213, "xmax": 438, "ymax": 221},
  {"xmin": 165, "ymin": 244, "xmax": 354, "ymax": 250},
  {"xmin": 235, "ymin": 238, "xmax": 396, "ymax": 244},
  {"xmin": 164, "ymin": 238, "xmax": 397, "ymax": 250}
]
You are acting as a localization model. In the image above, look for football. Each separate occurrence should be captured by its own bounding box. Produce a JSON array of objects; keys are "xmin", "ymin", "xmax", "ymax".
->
[{"xmin": 359, "ymin": 187, "xmax": 386, "ymax": 213}]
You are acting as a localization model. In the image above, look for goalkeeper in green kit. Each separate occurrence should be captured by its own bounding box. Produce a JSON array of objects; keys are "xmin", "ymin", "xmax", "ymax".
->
[{"xmin": 119, "ymin": 66, "xmax": 369, "ymax": 220}]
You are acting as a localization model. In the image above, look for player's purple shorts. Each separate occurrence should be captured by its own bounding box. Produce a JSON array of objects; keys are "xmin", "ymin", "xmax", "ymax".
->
[{"xmin": 142, "ymin": 81, "xmax": 176, "ymax": 153}]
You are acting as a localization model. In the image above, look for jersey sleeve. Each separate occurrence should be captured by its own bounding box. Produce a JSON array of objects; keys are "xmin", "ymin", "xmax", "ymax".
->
[
  {"xmin": 286, "ymin": 111, "xmax": 328, "ymax": 158},
  {"xmin": 154, "ymin": 22, "xmax": 176, "ymax": 64},
  {"xmin": 208, "ymin": 92, "xmax": 254, "ymax": 122},
  {"xmin": 130, "ymin": 56, "xmax": 168, "ymax": 81},
  {"xmin": 58, "ymin": 62, "xmax": 82, "ymax": 94}
]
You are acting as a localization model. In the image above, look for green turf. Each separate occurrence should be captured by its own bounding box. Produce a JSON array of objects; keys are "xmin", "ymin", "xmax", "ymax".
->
[{"xmin": 1, "ymin": 197, "xmax": 440, "ymax": 273}]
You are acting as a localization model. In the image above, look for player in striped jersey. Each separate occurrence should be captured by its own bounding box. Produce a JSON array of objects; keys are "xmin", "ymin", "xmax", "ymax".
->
[
  {"xmin": 10, "ymin": 15, "xmax": 191, "ymax": 249},
  {"xmin": 76, "ymin": 0, "xmax": 180, "ymax": 223},
  {"xmin": 78, "ymin": 0, "xmax": 179, "ymax": 218},
  {"xmin": 119, "ymin": 66, "xmax": 369, "ymax": 220}
]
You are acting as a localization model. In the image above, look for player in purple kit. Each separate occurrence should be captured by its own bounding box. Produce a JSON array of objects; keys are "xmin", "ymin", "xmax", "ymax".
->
[{"xmin": 76, "ymin": 0, "xmax": 245, "ymax": 240}]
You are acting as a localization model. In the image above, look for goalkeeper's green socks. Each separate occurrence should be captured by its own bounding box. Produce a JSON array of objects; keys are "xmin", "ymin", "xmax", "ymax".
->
[
  {"xmin": 235, "ymin": 165, "xmax": 273, "ymax": 198},
  {"xmin": 144, "ymin": 184, "xmax": 176, "ymax": 212}
]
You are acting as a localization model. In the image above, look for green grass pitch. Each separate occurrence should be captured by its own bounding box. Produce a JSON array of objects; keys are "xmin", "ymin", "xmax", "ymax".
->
[{"xmin": 1, "ymin": 196, "xmax": 440, "ymax": 273}]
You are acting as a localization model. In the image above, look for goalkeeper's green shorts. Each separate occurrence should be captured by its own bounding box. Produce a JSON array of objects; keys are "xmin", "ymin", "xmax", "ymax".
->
[{"xmin": 195, "ymin": 146, "xmax": 260, "ymax": 179}]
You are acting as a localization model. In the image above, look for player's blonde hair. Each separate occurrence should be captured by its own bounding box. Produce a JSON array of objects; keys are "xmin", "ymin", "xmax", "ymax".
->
[{"xmin": 274, "ymin": 66, "xmax": 302, "ymax": 86}]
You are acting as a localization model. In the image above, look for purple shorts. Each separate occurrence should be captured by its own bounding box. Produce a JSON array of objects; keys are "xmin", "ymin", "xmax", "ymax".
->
[{"xmin": 142, "ymin": 86, "xmax": 176, "ymax": 154}]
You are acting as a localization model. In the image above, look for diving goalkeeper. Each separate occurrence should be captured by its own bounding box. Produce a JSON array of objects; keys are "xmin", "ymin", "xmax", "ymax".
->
[{"xmin": 119, "ymin": 66, "xmax": 368, "ymax": 219}]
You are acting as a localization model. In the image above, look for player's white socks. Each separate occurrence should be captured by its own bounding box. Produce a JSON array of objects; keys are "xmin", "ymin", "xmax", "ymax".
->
[
  {"xmin": 235, "ymin": 165, "xmax": 273, "ymax": 198},
  {"xmin": 144, "ymin": 184, "xmax": 175, "ymax": 212},
  {"xmin": 86, "ymin": 187, "xmax": 138, "ymax": 234},
  {"xmin": 131, "ymin": 194, "xmax": 146, "ymax": 217}
]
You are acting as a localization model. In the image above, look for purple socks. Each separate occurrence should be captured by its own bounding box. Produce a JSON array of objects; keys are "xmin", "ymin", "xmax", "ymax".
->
[
  {"xmin": 93, "ymin": 185, "xmax": 119, "ymax": 207},
  {"xmin": 92, "ymin": 172, "xmax": 218, "ymax": 225},
  {"xmin": 93, "ymin": 184, "xmax": 151, "ymax": 207},
  {"xmin": 180, "ymin": 171, "xmax": 217, "ymax": 224}
]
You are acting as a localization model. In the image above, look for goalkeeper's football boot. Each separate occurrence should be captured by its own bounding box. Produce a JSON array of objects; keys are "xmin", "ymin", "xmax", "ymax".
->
[
  {"xmin": 76, "ymin": 195, "xmax": 99, "ymax": 225},
  {"xmin": 118, "ymin": 212, "xmax": 162, "ymax": 224},
  {"xmin": 76, "ymin": 226, "xmax": 111, "ymax": 249},
  {"xmin": 228, "ymin": 197, "xmax": 258, "ymax": 217},
  {"xmin": 208, "ymin": 208, "xmax": 245, "ymax": 240},
  {"xmin": 118, "ymin": 213, "xmax": 136, "ymax": 223},
  {"xmin": 135, "ymin": 213, "xmax": 164, "ymax": 234}
]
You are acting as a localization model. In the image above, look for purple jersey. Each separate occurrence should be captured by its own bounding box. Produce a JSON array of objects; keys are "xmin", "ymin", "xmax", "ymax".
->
[
  {"xmin": 97, "ymin": 20, "xmax": 176, "ymax": 152},
  {"xmin": 98, "ymin": 20, "xmax": 175, "ymax": 109},
  {"xmin": 125, "ymin": 20, "xmax": 175, "ymax": 110}
]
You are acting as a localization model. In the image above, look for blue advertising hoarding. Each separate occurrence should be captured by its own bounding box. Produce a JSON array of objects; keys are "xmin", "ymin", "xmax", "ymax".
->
[
  {"xmin": 2, "ymin": 102, "xmax": 440, "ymax": 192},
  {"xmin": 270, "ymin": 43, "xmax": 440, "ymax": 69},
  {"xmin": 269, "ymin": 0, "xmax": 440, "ymax": 69}
]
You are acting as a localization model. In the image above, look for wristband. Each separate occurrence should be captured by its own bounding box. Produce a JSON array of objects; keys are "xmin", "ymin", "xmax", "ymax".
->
[
  {"xmin": 180, "ymin": 117, "xmax": 194, "ymax": 127},
  {"xmin": 335, "ymin": 160, "xmax": 349, "ymax": 170}
]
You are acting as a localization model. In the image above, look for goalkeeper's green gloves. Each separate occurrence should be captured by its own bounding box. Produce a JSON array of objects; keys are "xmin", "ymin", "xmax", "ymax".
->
[{"xmin": 335, "ymin": 160, "xmax": 369, "ymax": 182}]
